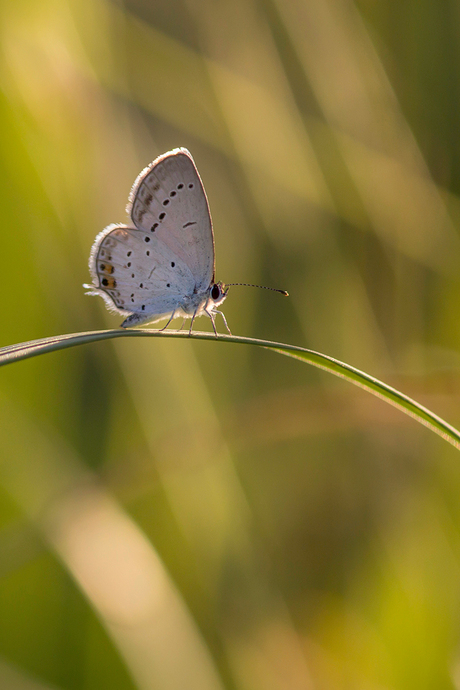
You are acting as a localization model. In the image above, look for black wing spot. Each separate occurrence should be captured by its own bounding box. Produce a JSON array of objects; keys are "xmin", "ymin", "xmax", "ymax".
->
[
  {"xmin": 145, "ymin": 236, "xmax": 151, "ymax": 243},
  {"xmin": 142, "ymin": 305, "xmax": 145, "ymax": 310},
  {"xmin": 163, "ymin": 199, "xmax": 170, "ymax": 206},
  {"xmin": 139, "ymin": 283, "xmax": 143, "ymax": 288},
  {"xmin": 159, "ymin": 212, "xmax": 166, "ymax": 220},
  {"xmin": 170, "ymin": 191, "xmax": 176, "ymax": 197},
  {"xmin": 171, "ymin": 262, "xmax": 175, "ymax": 267},
  {"xmin": 183, "ymin": 221, "xmax": 197, "ymax": 228},
  {"xmin": 102, "ymin": 278, "xmax": 108, "ymax": 286},
  {"xmin": 100, "ymin": 250, "xmax": 105, "ymax": 257},
  {"xmin": 127, "ymin": 262, "xmax": 131, "ymax": 267},
  {"xmin": 131, "ymin": 273, "xmax": 135, "ymax": 278},
  {"xmin": 146, "ymin": 250, "xmax": 150, "ymax": 256},
  {"xmin": 151, "ymin": 223, "xmax": 158, "ymax": 232},
  {"xmin": 127, "ymin": 251, "xmax": 132, "ymax": 257},
  {"xmin": 131, "ymin": 298, "xmax": 134, "ymax": 303},
  {"xmin": 188, "ymin": 183, "xmax": 194, "ymax": 189},
  {"xmin": 166, "ymin": 283, "xmax": 171, "ymax": 288},
  {"xmin": 177, "ymin": 183, "xmax": 184, "ymax": 190}
]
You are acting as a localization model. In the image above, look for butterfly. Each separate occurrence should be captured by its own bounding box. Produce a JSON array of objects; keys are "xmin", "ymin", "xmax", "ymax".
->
[{"xmin": 84, "ymin": 148, "xmax": 287, "ymax": 334}]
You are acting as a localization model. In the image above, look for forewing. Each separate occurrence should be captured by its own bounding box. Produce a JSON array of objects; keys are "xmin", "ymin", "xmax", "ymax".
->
[
  {"xmin": 87, "ymin": 224, "xmax": 196, "ymax": 319},
  {"xmin": 128, "ymin": 148, "xmax": 215, "ymax": 289}
]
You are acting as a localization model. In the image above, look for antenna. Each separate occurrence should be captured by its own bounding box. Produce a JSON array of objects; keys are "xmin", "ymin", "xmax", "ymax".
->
[{"xmin": 223, "ymin": 283, "xmax": 289, "ymax": 297}]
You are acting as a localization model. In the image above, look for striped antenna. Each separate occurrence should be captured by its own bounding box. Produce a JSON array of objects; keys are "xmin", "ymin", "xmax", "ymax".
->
[{"xmin": 223, "ymin": 283, "xmax": 288, "ymax": 297}]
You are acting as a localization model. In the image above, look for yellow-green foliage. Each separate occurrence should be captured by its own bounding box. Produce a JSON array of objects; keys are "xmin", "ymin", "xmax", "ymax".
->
[{"xmin": 1, "ymin": 1, "xmax": 460, "ymax": 688}]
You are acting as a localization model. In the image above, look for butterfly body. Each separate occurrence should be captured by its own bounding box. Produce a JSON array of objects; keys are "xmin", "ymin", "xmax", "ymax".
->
[{"xmin": 85, "ymin": 148, "xmax": 229, "ymax": 333}]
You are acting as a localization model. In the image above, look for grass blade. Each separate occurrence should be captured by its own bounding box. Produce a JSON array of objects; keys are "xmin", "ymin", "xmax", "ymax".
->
[{"xmin": 1, "ymin": 328, "xmax": 459, "ymax": 450}]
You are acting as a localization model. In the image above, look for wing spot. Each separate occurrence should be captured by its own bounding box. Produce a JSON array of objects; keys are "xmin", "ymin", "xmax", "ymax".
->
[
  {"xmin": 100, "ymin": 250, "xmax": 105, "ymax": 257},
  {"xmin": 166, "ymin": 283, "xmax": 171, "ymax": 288},
  {"xmin": 152, "ymin": 182, "xmax": 160, "ymax": 191},
  {"xmin": 127, "ymin": 251, "xmax": 132, "ymax": 257},
  {"xmin": 127, "ymin": 262, "xmax": 131, "ymax": 267},
  {"xmin": 131, "ymin": 273, "xmax": 135, "ymax": 278},
  {"xmin": 146, "ymin": 250, "xmax": 150, "ymax": 256},
  {"xmin": 163, "ymin": 199, "xmax": 170, "ymax": 206},
  {"xmin": 177, "ymin": 183, "xmax": 184, "ymax": 190},
  {"xmin": 145, "ymin": 236, "xmax": 151, "ymax": 242},
  {"xmin": 142, "ymin": 305, "xmax": 145, "ymax": 310},
  {"xmin": 151, "ymin": 223, "xmax": 158, "ymax": 232},
  {"xmin": 171, "ymin": 262, "xmax": 175, "ymax": 267},
  {"xmin": 145, "ymin": 193, "xmax": 153, "ymax": 205},
  {"xmin": 159, "ymin": 212, "xmax": 166, "ymax": 220},
  {"xmin": 101, "ymin": 278, "xmax": 117, "ymax": 288},
  {"xmin": 188, "ymin": 183, "xmax": 194, "ymax": 189},
  {"xmin": 139, "ymin": 283, "xmax": 144, "ymax": 288},
  {"xmin": 183, "ymin": 221, "xmax": 197, "ymax": 228},
  {"xmin": 170, "ymin": 191, "xmax": 176, "ymax": 197},
  {"xmin": 131, "ymin": 298, "xmax": 134, "ymax": 303}
]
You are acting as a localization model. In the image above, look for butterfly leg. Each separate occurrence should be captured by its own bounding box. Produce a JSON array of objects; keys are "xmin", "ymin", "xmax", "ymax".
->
[
  {"xmin": 159, "ymin": 310, "xmax": 177, "ymax": 332},
  {"xmin": 189, "ymin": 310, "xmax": 198, "ymax": 336},
  {"xmin": 215, "ymin": 310, "xmax": 231, "ymax": 335},
  {"xmin": 177, "ymin": 319, "xmax": 187, "ymax": 331},
  {"xmin": 204, "ymin": 308, "xmax": 219, "ymax": 337}
]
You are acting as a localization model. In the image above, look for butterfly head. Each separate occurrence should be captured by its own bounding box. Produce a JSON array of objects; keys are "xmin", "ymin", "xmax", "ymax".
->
[{"xmin": 209, "ymin": 281, "xmax": 229, "ymax": 308}]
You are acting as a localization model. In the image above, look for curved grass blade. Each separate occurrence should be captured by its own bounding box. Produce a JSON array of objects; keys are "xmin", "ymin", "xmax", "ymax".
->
[{"xmin": 0, "ymin": 328, "xmax": 459, "ymax": 450}]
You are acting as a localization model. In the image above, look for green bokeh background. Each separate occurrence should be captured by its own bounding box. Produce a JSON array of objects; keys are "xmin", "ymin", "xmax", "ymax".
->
[{"xmin": 1, "ymin": 0, "xmax": 460, "ymax": 688}]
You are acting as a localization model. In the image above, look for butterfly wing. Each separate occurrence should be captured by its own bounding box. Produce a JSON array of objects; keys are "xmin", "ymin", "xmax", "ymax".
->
[
  {"xmin": 86, "ymin": 148, "xmax": 215, "ymax": 326},
  {"xmin": 86, "ymin": 223, "xmax": 198, "ymax": 322},
  {"xmin": 128, "ymin": 148, "xmax": 215, "ymax": 290}
]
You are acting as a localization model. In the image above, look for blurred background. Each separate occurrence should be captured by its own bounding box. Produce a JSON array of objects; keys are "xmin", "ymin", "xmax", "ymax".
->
[{"xmin": 1, "ymin": 0, "xmax": 460, "ymax": 688}]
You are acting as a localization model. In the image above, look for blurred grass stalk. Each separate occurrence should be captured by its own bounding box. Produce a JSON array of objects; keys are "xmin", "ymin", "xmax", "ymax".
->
[{"xmin": 0, "ymin": 394, "xmax": 225, "ymax": 690}]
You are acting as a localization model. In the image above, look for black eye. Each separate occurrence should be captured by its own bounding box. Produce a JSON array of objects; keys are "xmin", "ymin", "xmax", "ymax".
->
[{"xmin": 211, "ymin": 285, "xmax": 220, "ymax": 300}]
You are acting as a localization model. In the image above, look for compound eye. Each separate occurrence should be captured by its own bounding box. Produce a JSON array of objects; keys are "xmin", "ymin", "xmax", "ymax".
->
[{"xmin": 211, "ymin": 285, "xmax": 220, "ymax": 300}]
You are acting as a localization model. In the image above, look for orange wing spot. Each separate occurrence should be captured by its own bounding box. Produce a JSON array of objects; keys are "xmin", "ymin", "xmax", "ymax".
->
[
  {"xmin": 99, "ymin": 263, "xmax": 114, "ymax": 274},
  {"xmin": 113, "ymin": 228, "xmax": 129, "ymax": 238},
  {"xmin": 101, "ymin": 277, "xmax": 117, "ymax": 289}
]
